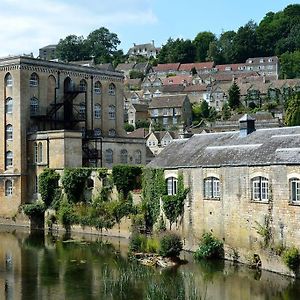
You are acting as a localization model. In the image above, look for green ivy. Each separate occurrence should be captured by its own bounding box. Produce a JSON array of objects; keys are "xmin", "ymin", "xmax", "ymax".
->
[
  {"xmin": 142, "ymin": 168, "xmax": 165, "ymax": 230},
  {"xmin": 61, "ymin": 168, "xmax": 91, "ymax": 203},
  {"xmin": 23, "ymin": 201, "xmax": 46, "ymax": 217},
  {"xmin": 38, "ymin": 168, "xmax": 60, "ymax": 207},
  {"xmin": 162, "ymin": 174, "xmax": 189, "ymax": 230},
  {"xmin": 112, "ymin": 165, "xmax": 142, "ymax": 198}
]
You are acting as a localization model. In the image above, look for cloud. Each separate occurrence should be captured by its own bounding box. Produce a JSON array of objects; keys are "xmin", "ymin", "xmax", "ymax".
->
[{"xmin": 0, "ymin": 0, "xmax": 157, "ymax": 56}]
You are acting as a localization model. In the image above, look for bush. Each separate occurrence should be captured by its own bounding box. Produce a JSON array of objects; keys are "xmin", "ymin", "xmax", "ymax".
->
[
  {"xmin": 129, "ymin": 233, "xmax": 147, "ymax": 253},
  {"xmin": 282, "ymin": 246, "xmax": 300, "ymax": 271},
  {"xmin": 194, "ymin": 233, "xmax": 223, "ymax": 260},
  {"xmin": 146, "ymin": 238, "xmax": 159, "ymax": 253},
  {"xmin": 23, "ymin": 201, "xmax": 46, "ymax": 217},
  {"xmin": 159, "ymin": 233, "xmax": 183, "ymax": 257}
]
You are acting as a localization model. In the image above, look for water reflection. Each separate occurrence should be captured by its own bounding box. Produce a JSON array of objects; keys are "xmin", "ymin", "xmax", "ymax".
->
[{"xmin": 0, "ymin": 228, "xmax": 299, "ymax": 300}]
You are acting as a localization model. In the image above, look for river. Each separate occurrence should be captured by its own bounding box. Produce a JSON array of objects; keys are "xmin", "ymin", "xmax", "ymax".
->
[{"xmin": 0, "ymin": 227, "xmax": 299, "ymax": 300}]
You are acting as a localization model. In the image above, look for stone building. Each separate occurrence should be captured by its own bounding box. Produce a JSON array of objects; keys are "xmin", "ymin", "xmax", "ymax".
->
[
  {"xmin": 148, "ymin": 116, "xmax": 300, "ymax": 273},
  {"xmin": 38, "ymin": 45, "xmax": 57, "ymax": 60},
  {"xmin": 0, "ymin": 55, "xmax": 146, "ymax": 217}
]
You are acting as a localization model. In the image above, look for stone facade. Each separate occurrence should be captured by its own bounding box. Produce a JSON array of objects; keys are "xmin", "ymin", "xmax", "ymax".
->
[{"xmin": 0, "ymin": 56, "xmax": 146, "ymax": 217}]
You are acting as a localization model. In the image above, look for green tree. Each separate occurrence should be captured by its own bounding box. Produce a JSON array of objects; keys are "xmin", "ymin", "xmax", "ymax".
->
[
  {"xmin": 124, "ymin": 123, "xmax": 135, "ymax": 132},
  {"xmin": 228, "ymin": 82, "xmax": 241, "ymax": 109},
  {"xmin": 129, "ymin": 70, "xmax": 144, "ymax": 79},
  {"xmin": 219, "ymin": 31, "xmax": 236, "ymax": 64},
  {"xmin": 280, "ymin": 50, "xmax": 300, "ymax": 79},
  {"xmin": 222, "ymin": 102, "xmax": 231, "ymax": 120},
  {"xmin": 285, "ymin": 92, "xmax": 300, "ymax": 126},
  {"xmin": 193, "ymin": 31, "xmax": 217, "ymax": 62}
]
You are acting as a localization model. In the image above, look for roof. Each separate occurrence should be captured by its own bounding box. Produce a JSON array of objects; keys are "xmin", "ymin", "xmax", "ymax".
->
[
  {"xmin": 95, "ymin": 63, "xmax": 115, "ymax": 71},
  {"xmin": 215, "ymin": 63, "xmax": 246, "ymax": 72},
  {"xmin": 149, "ymin": 94, "xmax": 188, "ymax": 109},
  {"xmin": 162, "ymin": 75, "xmax": 193, "ymax": 85},
  {"xmin": 183, "ymin": 84, "xmax": 208, "ymax": 92},
  {"xmin": 39, "ymin": 44, "xmax": 57, "ymax": 49},
  {"xmin": 127, "ymin": 128, "xmax": 149, "ymax": 138},
  {"xmin": 132, "ymin": 103, "xmax": 149, "ymax": 112},
  {"xmin": 148, "ymin": 126, "xmax": 300, "ymax": 169},
  {"xmin": 162, "ymin": 84, "xmax": 185, "ymax": 93},
  {"xmin": 134, "ymin": 62, "xmax": 149, "ymax": 72},
  {"xmin": 179, "ymin": 62, "xmax": 214, "ymax": 71},
  {"xmin": 154, "ymin": 63, "xmax": 181, "ymax": 72},
  {"xmin": 116, "ymin": 63, "xmax": 136, "ymax": 71}
]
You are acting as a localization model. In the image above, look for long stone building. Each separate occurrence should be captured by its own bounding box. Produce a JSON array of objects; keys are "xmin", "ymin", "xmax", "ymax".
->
[
  {"xmin": 0, "ymin": 56, "xmax": 145, "ymax": 217},
  {"xmin": 149, "ymin": 116, "xmax": 300, "ymax": 274}
]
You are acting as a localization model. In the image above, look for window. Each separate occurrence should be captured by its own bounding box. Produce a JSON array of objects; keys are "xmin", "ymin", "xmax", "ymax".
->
[
  {"xmin": 79, "ymin": 102, "xmax": 86, "ymax": 119},
  {"xmin": 38, "ymin": 142, "xmax": 43, "ymax": 163},
  {"xmin": 6, "ymin": 124, "xmax": 13, "ymax": 140},
  {"xmin": 134, "ymin": 150, "xmax": 142, "ymax": 164},
  {"xmin": 105, "ymin": 149, "xmax": 113, "ymax": 163},
  {"xmin": 34, "ymin": 143, "xmax": 38, "ymax": 163},
  {"xmin": 5, "ymin": 97, "xmax": 13, "ymax": 114},
  {"xmin": 34, "ymin": 176, "xmax": 38, "ymax": 194},
  {"xmin": 94, "ymin": 128, "xmax": 102, "ymax": 137},
  {"xmin": 163, "ymin": 117, "xmax": 168, "ymax": 125},
  {"xmin": 5, "ymin": 180, "xmax": 13, "ymax": 196},
  {"xmin": 94, "ymin": 104, "xmax": 101, "ymax": 119},
  {"xmin": 120, "ymin": 149, "xmax": 128, "ymax": 164},
  {"xmin": 79, "ymin": 79, "xmax": 87, "ymax": 92},
  {"xmin": 30, "ymin": 97, "xmax": 39, "ymax": 115},
  {"xmin": 173, "ymin": 117, "xmax": 177, "ymax": 125},
  {"xmin": 108, "ymin": 105, "xmax": 116, "ymax": 120},
  {"xmin": 152, "ymin": 109, "xmax": 158, "ymax": 117},
  {"xmin": 252, "ymin": 176, "xmax": 269, "ymax": 202},
  {"xmin": 108, "ymin": 83, "xmax": 116, "ymax": 96},
  {"xmin": 6, "ymin": 151, "xmax": 13, "ymax": 168},
  {"xmin": 290, "ymin": 178, "xmax": 300, "ymax": 202},
  {"xmin": 166, "ymin": 177, "xmax": 177, "ymax": 195},
  {"xmin": 5, "ymin": 73, "xmax": 13, "ymax": 87},
  {"xmin": 108, "ymin": 129, "xmax": 116, "ymax": 137},
  {"xmin": 30, "ymin": 73, "xmax": 39, "ymax": 87},
  {"xmin": 204, "ymin": 177, "xmax": 220, "ymax": 199},
  {"xmin": 94, "ymin": 81, "xmax": 101, "ymax": 94}
]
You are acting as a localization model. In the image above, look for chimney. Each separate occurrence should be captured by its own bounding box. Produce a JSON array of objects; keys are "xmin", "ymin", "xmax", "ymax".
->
[
  {"xmin": 152, "ymin": 40, "xmax": 155, "ymax": 46},
  {"xmin": 239, "ymin": 114, "xmax": 256, "ymax": 137},
  {"xmin": 133, "ymin": 43, "xmax": 136, "ymax": 47}
]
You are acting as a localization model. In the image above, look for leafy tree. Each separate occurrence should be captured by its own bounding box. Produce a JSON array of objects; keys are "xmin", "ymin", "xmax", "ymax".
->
[
  {"xmin": 135, "ymin": 120, "xmax": 150, "ymax": 129},
  {"xmin": 285, "ymin": 92, "xmax": 300, "ymax": 126},
  {"xmin": 228, "ymin": 82, "xmax": 241, "ymax": 109},
  {"xmin": 219, "ymin": 30, "xmax": 236, "ymax": 64},
  {"xmin": 221, "ymin": 102, "xmax": 231, "ymax": 120},
  {"xmin": 129, "ymin": 70, "xmax": 144, "ymax": 79},
  {"xmin": 280, "ymin": 50, "xmax": 300, "ymax": 79},
  {"xmin": 124, "ymin": 123, "xmax": 135, "ymax": 132},
  {"xmin": 206, "ymin": 41, "xmax": 222, "ymax": 64},
  {"xmin": 193, "ymin": 31, "xmax": 217, "ymax": 62}
]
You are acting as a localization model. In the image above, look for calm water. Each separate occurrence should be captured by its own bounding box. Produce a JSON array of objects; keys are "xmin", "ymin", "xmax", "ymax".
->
[{"xmin": 0, "ymin": 228, "xmax": 300, "ymax": 300}]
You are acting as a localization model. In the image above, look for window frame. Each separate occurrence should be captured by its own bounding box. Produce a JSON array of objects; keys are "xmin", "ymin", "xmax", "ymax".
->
[
  {"xmin": 5, "ymin": 180, "xmax": 13, "ymax": 196},
  {"xmin": 94, "ymin": 81, "xmax": 102, "ymax": 94},
  {"xmin": 94, "ymin": 104, "xmax": 101, "ymax": 119},
  {"xmin": 105, "ymin": 149, "xmax": 113, "ymax": 164},
  {"xmin": 251, "ymin": 176, "xmax": 269, "ymax": 202},
  {"xmin": 30, "ymin": 97, "xmax": 39, "ymax": 115},
  {"xmin": 166, "ymin": 177, "xmax": 178, "ymax": 195},
  {"xmin": 29, "ymin": 73, "xmax": 39, "ymax": 87},
  {"xmin": 5, "ymin": 73, "xmax": 13, "ymax": 87},
  {"xmin": 5, "ymin": 151, "xmax": 13, "ymax": 168},
  {"xmin": 120, "ymin": 149, "xmax": 128, "ymax": 164},
  {"xmin": 108, "ymin": 105, "xmax": 116, "ymax": 120},
  {"xmin": 5, "ymin": 97, "xmax": 13, "ymax": 114},
  {"xmin": 290, "ymin": 178, "xmax": 300, "ymax": 203},
  {"xmin": 6, "ymin": 124, "xmax": 13, "ymax": 140},
  {"xmin": 108, "ymin": 83, "xmax": 116, "ymax": 96},
  {"xmin": 203, "ymin": 177, "xmax": 220, "ymax": 199}
]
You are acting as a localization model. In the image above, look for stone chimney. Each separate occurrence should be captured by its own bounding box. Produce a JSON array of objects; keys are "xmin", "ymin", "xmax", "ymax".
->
[
  {"xmin": 133, "ymin": 43, "xmax": 136, "ymax": 47},
  {"xmin": 239, "ymin": 114, "xmax": 256, "ymax": 137},
  {"xmin": 152, "ymin": 40, "xmax": 155, "ymax": 46}
]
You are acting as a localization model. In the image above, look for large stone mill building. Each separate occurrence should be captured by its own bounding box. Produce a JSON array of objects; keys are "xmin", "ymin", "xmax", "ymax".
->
[{"xmin": 0, "ymin": 56, "xmax": 145, "ymax": 217}]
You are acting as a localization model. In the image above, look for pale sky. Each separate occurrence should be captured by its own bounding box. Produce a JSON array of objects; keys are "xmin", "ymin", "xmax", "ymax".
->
[{"xmin": 0, "ymin": 0, "xmax": 296, "ymax": 57}]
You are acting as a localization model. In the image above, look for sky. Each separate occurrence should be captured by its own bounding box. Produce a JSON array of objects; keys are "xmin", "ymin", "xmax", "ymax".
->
[{"xmin": 0, "ymin": 0, "xmax": 297, "ymax": 57}]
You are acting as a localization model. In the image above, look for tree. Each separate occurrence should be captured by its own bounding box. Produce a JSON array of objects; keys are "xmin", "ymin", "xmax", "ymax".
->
[
  {"xmin": 280, "ymin": 50, "xmax": 300, "ymax": 79},
  {"xmin": 129, "ymin": 70, "xmax": 144, "ymax": 80},
  {"xmin": 219, "ymin": 31, "xmax": 236, "ymax": 64},
  {"xmin": 124, "ymin": 123, "xmax": 135, "ymax": 132},
  {"xmin": 285, "ymin": 92, "xmax": 300, "ymax": 126},
  {"xmin": 228, "ymin": 82, "xmax": 241, "ymax": 109},
  {"xmin": 222, "ymin": 102, "xmax": 231, "ymax": 120},
  {"xmin": 193, "ymin": 31, "xmax": 217, "ymax": 62}
]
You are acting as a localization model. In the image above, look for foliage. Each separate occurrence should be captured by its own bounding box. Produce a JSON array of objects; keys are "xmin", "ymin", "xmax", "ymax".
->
[
  {"xmin": 129, "ymin": 70, "xmax": 144, "ymax": 80},
  {"xmin": 222, "ymin": 102, "xmax": 231, "ymax": 120},
  {"xmin": 194, "ymin": 233, "xmax": 224, "ymax": 260},
  {"xmin": 97, "ymin": 168, "xmax": 108, "ymax": 179},
  {"xmin": 135, "ymin": 119, "xmax": 150, "ymax": 129},
  {"xmin": 192, "ymin": 101, "xmax": 218, "ymax": 123},
  {"xmin": 124, "ymin": 123, "xmax": 135, "ymax": 132},
  {"xmin": 285, "ymin": 92, "xmax": 300, "ymax": 126},
  {"xmin": 112, "ymin": 165, "xmax": 142, "ymax": 198},
  {"xmin": 129, "ymin": 233, "xmax": 147, "ymax": 252},
  {"xmin": 156, "ymin": 216, "xmax": 167, "ymax": 233},
  {"xmin": 193, "ymin": 31, "xmax": 217, "ymax": 62},
  {"xmin": 228, "ymin": 82, "xmax": 241, "ymax": 109},
  {"xmin": 280, "ymin": 50, "xmax": 300, "ymax": 79},
  {"xmin": 61, "ymin": 168, "xmax": 91, "ymax": 203},
  {"xmin": 282, "ymin": 247, "xmax": 300, "ymax": 271},
  {"xmin": 142, "ymin": 168, "xmax": 166, "ymax": 230},
  {"xmin": 153, "ymin": 122, "xmax": 164, "ymax": 131},
  {"xmin": 162, "ymin": 174, "xmax": 189, "ymax": 230},
  {"xmin": 108, "ymin": 199, "xmax": 134, "ymax": 226},
  {"xmin": 23, "ymin": 201, "xmax": 46, "ymax": 217},
  {"xmin": 57, "ymin": 198, "xmax": 78, "ymax": 229},
  {"xmin": 38, "ymin": 168, "xmax": 60, "ymax": 207},
  {"xmin": 254, "ymin": 216, "xmax": 272, "ymax": 248},
  {"xmin": 159, "ymin": 233, "xmax": 183, "ymax": 257}
]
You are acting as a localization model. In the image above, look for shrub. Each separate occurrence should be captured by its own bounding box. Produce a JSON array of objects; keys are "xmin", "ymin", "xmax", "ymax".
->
[
  {"xmin": 23, "ymin": 201, "xmax": 46, "ymax": 217},
  {"xmin": 129, "ymin": 233, "xmax": 147, "ymax": 253},
  {"xmin": 146, "ymin": 238, "xmax": 159, "ymax": 253},
  {"xmin": 159, "ymin": 233, "xmax": 183, "ymax": 257},
  {"xmin": 194, "ymin": 233, "xmax": 224, "ymax": 260},
  {"xmin": 282, "ymin": 246, "xmax": 300, "ymax": 271}
]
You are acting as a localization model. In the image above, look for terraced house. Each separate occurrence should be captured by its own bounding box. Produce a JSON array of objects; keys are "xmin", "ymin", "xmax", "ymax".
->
[{"xmin": 0, "ymin": 55, "xmax": 145, "ymax": 217}]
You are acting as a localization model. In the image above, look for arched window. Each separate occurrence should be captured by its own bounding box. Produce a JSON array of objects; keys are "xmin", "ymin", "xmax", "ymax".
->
[
  {"xmin": 94, "ymin": 81, "xmax": 101, "ymax": 94},
  {"xmin": 6, "ymin": 151, "xmax": 13, "ymax": 168},
  {"xmin": 134, "ymin": 150, "xmax": 142, "ymax": 164},
  {"xmin": 166, "ymin": 177, "xmax": 178, "ymax": 195},
  {"xmin": 30, "ymin": 73, "xmax": 39, "ymax": 87},
  {"xmin": 38, "ymin": 142, "xmax": 43, "ymax": 163},
  {"xmin": 30, "ymin": 97, "xmax": 39, "ymax": 115},
  {"xmin": 108, "ymin": 83, "xmax": 116, "ymax": 96},
  {"xmin": 94, "ymin": 104, "xmax": 101, "ymax": 119},
  {"xmin": 120, "ymin": 149, "xmax": 128, "ymax": 164},
  {"xmin": 5, "ymin": 180, "xmax": 13, "ymax": 196},
  {"xmin": 79, "ymin": 102, "xmax": 86, "ymax": 119},
  {"xmin": 34, "ymin": 142, "xmax": 38, "ymax": 163},
  {"xmin": 79, "ymin": 79, "xmax": 87, "ymax": 92},
  {"xmin": 5, "ymin": 97, "xmax": 13, "ymax": 114},
  {"xmin": 94, "ymin": 128, "xmax": 102, "ymax": 137},
  {"xmin": 6, "ymin": 124, "xmax": 13, "ymax": 140},
  {"xmin": 290, "ymin": 178, "xmax": 300, "ymax": 202},
  {"xmin": 5, "ymin": 73, "xmax": 13, "ymax": 87},
  {"xmin": 108, "ymin": 129, "xmax": 116, "ymax": 137},
  {"xmin": 108, "ymin": 105, "xmax": 116, "ymax": 120},
  {"xmin": 203, "ymin": 177, "xmax": 220, "ymax": 199},
  {"xmin": 251, "ymin": 176, "xmax": 269, "ymax": 202},
  {"xmin": 105, "ymin": 149, "xmax": 113, "ymax": 164}
]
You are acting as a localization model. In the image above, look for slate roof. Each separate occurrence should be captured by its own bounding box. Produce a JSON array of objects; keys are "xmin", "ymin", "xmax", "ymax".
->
[
  {"xmin": 132, "ymin": 103, "xmax": 149, "ymax": 112},
  {"xmin": 127, "ymin": 128, "xmax": 149, "ymax": 138},
  {"xmin": 161, "ymin": 84, "xmax": 185, "ymax": 93},
  {"xmin": 148, "ymin": 126, "xmax": 300, "ymax": 169},
  {"xmin": 116, "ymin": 63, "xmax": 135, "ymax": 71},
  {"xmin": 149, "ymin": 94, "xmax": 187, "ymax": 109}
]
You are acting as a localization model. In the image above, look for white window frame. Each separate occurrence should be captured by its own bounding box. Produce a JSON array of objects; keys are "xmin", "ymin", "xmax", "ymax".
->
[
  {"xmin": 94, "ymin": 128, "xmax": 102, "ymax": 137},
  {"xmin": 108, "ymin": 105, "xmax": 116, "ymax": 120},
  {"xmin": 167, "ymin": 177, "xmax": 178, "ymax": 195},
  {"xmin": 108, "ymin": 83, "xmax": 116, "ymax": 96},
  {"xmin": 5, "ymin": 73, "xmax": 13, "ymax": 87},
  {"xmin": 94, "ymin": 81, "xmax": 101, "ymax": 94},
  {"xmin": 204, "ymin": 177, "xmax": 220, "ymax": 199},
  {"xmin": 6, "ymin": 151, "xmax": 13, "ymax": 168},
  {"xmin": 30, "ymin": 73, "xmax": 39, "ymax": 87},
  {"xmin": 6, "ymin": 124, "xmax": 13, "ymax": 140},
  {"xmin": 252, "ymin": 176, "xmax": 269, "ymax": 202},
  {"xmin": 30, "ymin": 97, "xmax": 39, "ymax": 115},
  {"xmin": 79, "ymin": 102, "xmax": 86, "ymax": 119},
  {"xmin": 79, "ymin": 79, "xmax": 87, "ymax": 92},
  {"xmin": 108, "ymin": 129, "xmax": 116, "ymax": 137},
  {"xmin": 5, "ymin": 180, "xmax": 13, "ymax": 196},
  {"xmin": 94, "ymin": 104, "xmax": 101, "ymax": 119},
  {"xmin": 5, "ymin": 97, "xmax": 13, "ymax": 114},
  {"xmin": 290, "ymin": 178, "xmax": 300, "ymax": 202}
]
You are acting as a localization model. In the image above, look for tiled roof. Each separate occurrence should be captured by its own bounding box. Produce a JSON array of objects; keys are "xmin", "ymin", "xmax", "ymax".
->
[
  {"xmin": 148, "ymin": 126, "xmax": 300, "ymax": 168},
  {"xmin": 183, "ymin": 84, "xmax": 208, "ymax": 92},
  {"xmin": 215, "ymin": 63, "xmax": 246, "ymax": 72},
  {"xmin": 149, "ymin": 94, "xmax": 188, "ymax": 109},
  {"xmin": 179, "ymin": 62, "xmax": 214, "ymax": 71},
  {"xmin": 116, "ymin": 63, "xmax": 136, "ymax": 71},
  {"xmin": 132, "ymin": 103, "xmax": 149, "ymax": 112},
  {"xmin": 154, "ymin": 63, "xmax": 181, "ymax": 72},
  {"xmin": 161, "ymin": 84, "xmax": 185, "ymax": 93},
  {"xmin": 162, "ymin": 75, "xmax": 193, "ymax": 85},
  {"xmin": 127, "ymin": 128, "xmax": 149, "ymax": 138}
]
